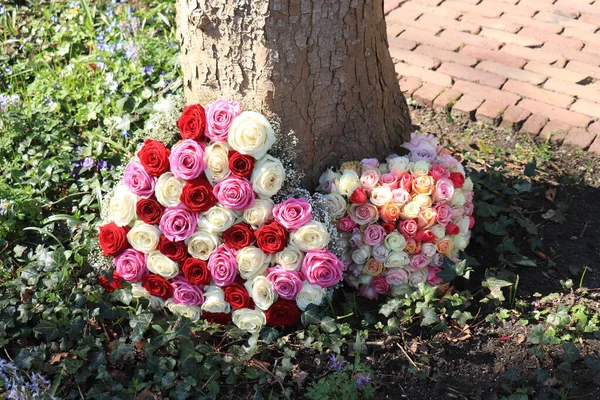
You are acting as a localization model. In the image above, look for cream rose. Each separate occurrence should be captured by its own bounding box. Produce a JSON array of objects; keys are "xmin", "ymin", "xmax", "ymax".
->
[
  {"xmin": 236, "ymin": 246, "xmax": 271, "ymax": 279},
  {"xmin": 384, "ymin": 251, "xmax": 410, "ymax": 268},
  {"xmin": 409, "ymin": 270, "xmax": 428, "ymax": 286},
  {"xmin": 452, "ymin": 234, "xmax": 470, "ymax": 251},
  {"xmin": 337, "ymin": 169, "xmax": 360, "ymax": 196},
  {"xmin": 414, "ymin": 194, "xmax": 433, "ymax": 208},
  {"xmin": 187, "ymin": 229, "xmax": 221, "ymax": 260},
  {"xmin": 127, "ymin": 221, "xmax": 161, "ymax": 253},
  {"xmin": 108, "ymin": 185, "xmax": 138, "ymax": 227},
  {"xmin": 324, "ymin": 193, "xmax": 348, "ymax": 219},
  {"xmin": 251, "ymin": 155, "xmax": 285, "ymax": 197},
  {"xmin": 431, "ymin": 224, "xmax": 446, "ymax": 239},
  {"xmin": 245, "ymin": 276, "xmax": 277, "ymax": 310},
  {"xmin": 232, "ymin": 308, "xmax": 266, "ymax": 334},
  {"xmin": 421, "ymin": 243, "xmax": 437, "ymax": 258},
  {"xmin": 165, "ymin": 300, "xmax": 202, "ymax": 321},
  {"xmin": 131, "ymin": 282, "xmax": 149, "ymax": 298},
  {"xmin": 290, "ymin": 221, "xmax": 330, "ymax": 251},
  {"xmin": 296, "ymin": 282, "xmax": 326, "ymax": 311},
  {"xmin": 457, "ymin": 216, "xmax": 470, "ymax": 234},
  {"xmin": 275, "ymin": 244, "xmax": 304, "ymax": 271},
  {"xmin": 198, "ymin": 205, "xmax": 239, "ymax": 232},
  {"xmin": 384, "ymin": 232, "xmax": 407, "ymax": 252},
  {"xmin": 204, "ymin": 142, "xmax": 231, "ymax": 184},
  {"xmin": 147, "ymin": 250, "xmax": 179, "ymax": 279},
  {"xmin": 201, "ymin": 286, "xmax": 231, "ymax": 313},
  {"xmin": 155, "ymin": 172, "xmax": 184, "ymax": 207},
  {"xmin": 227, "ymin": 111, "xmax": 275, "ymax": 159},
  {"xmin": 463, "ymin": 177, "xmax": 474, "ymax": 191},
  {"xmin": 388, "ymin": 156, "xmax": 410, "ymax": 174},
  {"xmin": 351, "ymin": 244, "xmax": 372, "ymax": 265},
  {"xmin": 243, "ymin": 199, "xmax": 274, "ymax": 228},
  {"xmin": 401, "ymin": 201, "xmax": 421, "ymax": 220},
  {"xmin": 451, "ymin": 189, "xmax": 466, "ymax": 207},
  {"xmin": 370, "ymin": 186, "xmax": 393, "ymax": 207},
  {"xmin": 410, "ymin": 160, "xmax": 431, "ymax": 177}
]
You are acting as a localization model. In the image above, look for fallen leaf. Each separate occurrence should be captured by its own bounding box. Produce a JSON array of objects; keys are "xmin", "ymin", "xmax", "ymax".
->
[
  {"xmin": 516, "ymin": 334, "xmax": 526, "ymax": 344},
  {"xmin": 49, "ymin": 352, "xmax": 69, "ymax": 365},
  {"xmin": 545, "ymin": 188, "xmax": 557, "ymax": 202}
]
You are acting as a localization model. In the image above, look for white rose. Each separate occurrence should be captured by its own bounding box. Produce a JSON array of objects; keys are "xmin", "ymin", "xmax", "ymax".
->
[
  {"xmin": 370, "ymin": 186, "xmax": 392, "ymax": 207},
  {"xmin": 237, "ymin": 246, "xmax": 271, "ymax": 279},
  {"xmin": 431, "ymin": 224, "xmax": 446, "ymax": 239},
  {"xmin": 384, "ymin": 251, "xmax": 410, "ymax": 268},
  {"xmin": 201, "ymin": 286, "xmax": 231, "ymax": 313},
  {"xmin": 127, "ymin": 221, "xmax": 161, "ymax": 253},
  {"xmin": 243, "ymin": 199, "xmax": 274, "ymax": 228},
  {"xmin": 421, "ymin": 243, "xmax": 437, "ymax": 258},
  {"xmin": 409, "ymin": 270, "xmax": 428, "ymax": 286},
  {"xmin": 451, "ymin": 189, "xmax": 466, "ymax": 207},
  {"xmin": 351, "ymin": 244, "xmax": 372, "ymax": 265},
  {"xmin": 452, "ymin": 234, "xmax": 470, "ymax": 251},
  {"xmin": 358, "ymin": 274, "xmax": 373, "ymax": 286},
  {"xmin": 463, "ymin": 177, "xmax": 474, "ymax": 191},
  {"xmin": 414, "ymin": 194, "xmax": 433, "ymax": 208},
  {"xmin": 131, "ymin": 283, "xmax": 149, "ymax": 298},
  {"xmin": 296, "ymin": 282, "xmax": 326, "ymax": 311},
  {"xmin": 457, "ymin": 216, "xmax": 470, "ymax": 234},
  {"xmin": 205, "ymin": 142, "xmax": 231, "ymax": 184},
  {"xmin": 199, "ymin": 205, "xmax": 239, "ymax": 232},
  {"xmin": 108, "ymin": 185, "xmax": 138, "ymax": 227},
  {"xmin": 165, "ymin": 300, "xmax": 202, "ymax": 321},
  {"xmin": 319, "ymin": 168, "xmax": 340, "ymax": 185},
  {"xmin": 275, "ymin": 244, "xmax": 304, "ymax": 271},
  {"xmin": 245, "ymin": 276, "xmax": 277, "ymax": 311},
  {"xmin": 323, "ymin": 193, "xmax": 348, "ymax": 219},
  {"xmin": 401, "ymin": 201, "xmax": 421, "ymax": 220},
  {"xmin": 410, "ymin": 160, "xmax": 431, "ymax": 177},
  {"xmin": 384, "ymin": 232, "xmax": 406, "ymax": 252},
  {"xmin": 337, "ymin": 169, "xmax": 360, "ymax": 196},
  {"xmin": 227, "ymin": 111, "xmax": 275, "ymax": 159},
  {"xmin": 290, "ymin": 220, "xmax": 330, "ymax": 251},
  {"xmin": 147, "ymin": 250, "xmax": 179, "ymax": 279},
  {"xmin": 251, "ymin": 155, "xmax": 285, "ymax": 197},
  {"xmin": 232, "ymin": 308, "xmax": 266, "ymax": 334},
  {"xmin": 388, "ymin": 156, "xmax": 410, "ymax": 174},
  {"xmin": 187, "ymin": 229, "xmax": 221, "ymax": 260},
  {"xmin": 155, "ymin": 172, "xmax": 184, "ymax": 207}
]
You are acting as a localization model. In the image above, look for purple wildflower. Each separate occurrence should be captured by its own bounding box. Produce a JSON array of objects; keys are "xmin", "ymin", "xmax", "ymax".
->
[
  {"xmin": 124, "ymin": 43, "xmax": 138, "ymax": 60},
  {"xmin": 355, "ymin": 373, "xmax": 371, "ymax": 389},
  {"xmin": 98, "ymin": 160, "xmax": 109, "ymax": 170},
  {"xmin": 82, "ymin": 157, "xmax": 95, "ymax": 168},
  {"xmin": 328, "ymin": 354, "xmax": 348, "ymax": 373},
  {"xmin": 141, "ymin": 65, "xmax": 154, "ymax": 76}
]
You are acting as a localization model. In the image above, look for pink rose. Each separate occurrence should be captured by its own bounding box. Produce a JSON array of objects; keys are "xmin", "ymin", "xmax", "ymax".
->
[
  {"xmin": 267, "ymin": 267, "xmax": 303, "ymax": 300},
  {"xmin": 452, "ymin": 206, "xmax": 465, "ymax": 219},
  {"xmin": 385, "ymin": 267, "xmax": 409, "ymax": 285},
  {"xmin": 360, "ymin": 169, "xmax": 381, "ymax": 192},
  {"xmin": 379, "ymin": 172, "xmax": 399, "ymax": 189},
  {"xmin": 338, "ymin": 215, "xmax": 358, "ymax": 232},
  {"xmin": 465, "ymin": 191, "xmax": 474, "ymax": 203},
  {"xmin": 169, "ymin": 139, "xmax": 207, "ymax": 180},
  {"xmin": 363, "ymin": 224, "xmax": 386, "ymax": 246},
  {"xmin": 434, "ymin": 204, "xmax": 453, "ymax": 226},
  {"xmin": 272, "ymin": 197, "xmax": 312, "ymax": 231},
  {"xmin": 409, "ymin": 254, "xmax": 430, "ymax": 270},
  {"xmin": 464, "ymin": 202, "xmax": 474, "ymax": 216},
  {"xmin": 159, "ymin": 205, "xmax": 198, "ymax": 242},
  {"xmin": 348, "ymin": 204, "xmax": 379, "ymax": 226},
  {"xmin": 205, "ymin": 99, "xmax": 242, "ymax": 142},
  {"xmin": 171, "ymin": 275, "xmax": 205, "ymax": 305},
  {"xmin": 207, "ymin": 244, "xmax": 238, "ymax": 286},
  {"xmin": 301, "ymin": 249, "xmax": 344, "ymax": 288},
  {"xmin": 391, "ymin": 188, "xmax": 411, "ymax": 205},
  {"xmin": 431, "ymin": 253, "xmax": 443, "ymax": 268},
  {"xmin": 409, "ymin": 270, "xmax": 428, "ymax": 286},
  {"xmin": 426, "ymin": 267, "xmax": 444, "ymax": 286},
  {"xmin": 372, "ymin": 276, "xmax": 390, "ymax": 294},
  {"xmin": 359, "ymin": 284, "xmax": 378, "ymax": 300},
  {"xmin": 403, "ymin": 132, "xmax": 439, "ymax": 159},
  {"xmin": 213, "ymin": 177, "xmax": 255, "ymax": 210},
  {"xmin": 433, "ymin": 178, "xmax": 455, "ymax": 203},
  {"xmin": 124, "ymin": 162, "xmax": 156, "ymax": 198},
  {"xmin": 398, "ymin": 219, "xmax": 418, "ymax": 238},
  {"xmin": 361, "ymin": 158, "xmax": 379, "ymax": 172},
  {"xmin": 429, "ymin": 164, "xmax": 450, "ymax": 181},
  {"xmin": 114, "ymin": 249, "xmax": 148, "ymax": 282}
]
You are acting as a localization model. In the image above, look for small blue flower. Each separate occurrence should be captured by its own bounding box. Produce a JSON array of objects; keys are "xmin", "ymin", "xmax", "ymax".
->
[
  {"xmin": 0, "ymin": 6, "xmax": 5, "ymax": 15},
  {"xmin": 141, "ymin": 65, "xmax": 154, "ymax": 76},
  {"xmin": 355, "ymin": 373, "xmax": 371, "ymax": 389},
  {"xmin": 82, "ymin": 157, "xmax": 95, "ymax": 168},
  {"xmin": 98, "ymin": 160, "xmax": 109, "ymax": 170},
  {"xmin": 121, "ymin": 130, "xmax": 129, "ymax": 138},
  {"xmin": 124, "ymin": 43, "xmax": 138, "ymax": 59},
  {"xmin": 43, "ymin": 97, "xmax": 54, "ymax": 106},
  {"xmin": 5, "ymin": 67, "xmax": 12, "ymax": 74},
  {"xmin": 96, "ymin": 62, "xmax": 106, "ymax": 70},
  {"xmin": 50, "ymin": 15, "xmax": 57, "ymax": 23}
]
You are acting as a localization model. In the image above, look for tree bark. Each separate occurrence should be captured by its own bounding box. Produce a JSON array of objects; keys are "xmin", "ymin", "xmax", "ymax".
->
[{"xmin": 176, "ymin": 0, "xmax": 412, "ymax": 186}]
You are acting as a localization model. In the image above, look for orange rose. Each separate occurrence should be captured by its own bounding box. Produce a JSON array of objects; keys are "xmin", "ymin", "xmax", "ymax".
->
[
  {"xmin": 363, "ymin": 259, "xmax": 385, "ymax": 276},
  {"xmin": 436, "ymin": 238, "xmax": 453, "ymax": 255},
  {"xmin": 380, "ymin": 201, "xmax": 402, "ymax": 223},
  {"xmin": 417, "ymin": 207, "xmax": 437, "ymax": 228},
  {"xmin": 404, "ymin": 238, "xmax": 420, "ymax": 254},
  {"xmin": 412, "ymin": 175, "xmax": 435, "ymax": 195}
]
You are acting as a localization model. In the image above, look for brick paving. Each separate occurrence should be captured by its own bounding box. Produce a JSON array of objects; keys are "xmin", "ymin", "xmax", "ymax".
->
[{"xmin": 385, "ymin": 0, "xmax": 600, "ymax": 153}]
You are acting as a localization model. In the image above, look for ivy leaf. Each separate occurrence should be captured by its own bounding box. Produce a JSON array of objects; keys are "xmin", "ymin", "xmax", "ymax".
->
[
  {"xmin": 438, "ymin": 258, "xmax": 468, "ymax": 282},
  {"xmin": 110, "ymin": 341, "xmax": 135, "ymax": 362},
  {"xmin": 513, "ymin": 182, "xmax": 532, "ymax": 193},
  {"xmin": 420, "ymin": 307, "xmax": 439, "ymax": 326},
  {"xmin": 379, "ymin": 298, "xmax": 402, "ymax": 318},
  {"xmin": 130, "ymin": 312, "xmax": 153, "ymax": 342},
  {"xmin": 482, "ymin": 277, "xmax": 513, "ymax": 301},
  {"xmin": 524, "ymin": 162, "xmax": 537, "ymax": 177},
  {"xmin": 34, "ymin": 319, "xmax": 60, "ymax": 340},
  {"xmin": 527, "ymin": 325, "xmax": 551, "ymax": 345},
  {"xmin": 475, "ymin": 202, "xmax": 501, "ymax": 218},
  {"xmin": 561, "ymin": 342, "xmax": 581, "ymax": 363},
  {"xmin": 301, "ymin": 305, "xmax": 321, "ymax": 326},
  {"xmin": 320, "ymin": 317, "xmax": 337, "ymax": 333},
  {"xmin": 259, "ymin": 327, "xmax": 279, "ymax": 344}
]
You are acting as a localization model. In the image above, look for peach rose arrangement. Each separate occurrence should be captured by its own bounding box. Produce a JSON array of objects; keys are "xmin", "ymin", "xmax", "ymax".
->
[{"xmin": 318, "ymin": 133, "xmax": 474, "ymax": 299}]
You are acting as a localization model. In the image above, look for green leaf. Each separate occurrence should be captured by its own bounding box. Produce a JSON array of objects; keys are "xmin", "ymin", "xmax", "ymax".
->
[
  {"xmin": 420, "ymin": 307, "xmax": 439, "ymax": 326},
  {"xmin": 482, "ymin": 277, "xmax": 513, "ymax": 301},
  {"xmin": 34, "ymin": 319, "xmax": 60, "ymax": 340},
  {"xmin": 524, "ymin": 162, "xmax": 537, "ymax": 177},
  {"xmin": 561, "ymin": 342, "xmax": 581, "ymax": 363},
  {"xmin": 320, "ymin": 317, "xmax": 337, "ymax": 333},
  {"xmin": 110, "ymin": 341, "xmax": 135, "ymax": 362},
  {"xmin": 301, "ymin": 305, "xmax": 321, "ymax": 326},
  {"xmin": 513, "ymin": 182, "xmax": 532, "ymax": 193},
  {"xmin": 259, "ymin": 327, "xmax": 279, "ymax": 344}
]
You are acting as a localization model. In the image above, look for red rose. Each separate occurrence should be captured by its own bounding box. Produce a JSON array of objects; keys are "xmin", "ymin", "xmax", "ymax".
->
[
  {"xmin": 98, "ymin": 222, "xmax": 130, "ymax": 256},
  {"xmin": 265, "ymin": 299, "xmax": 301, "ymax": 327},
  {"xmin": 349, "ymin": 188, "xmax": 367, "ymax": 204},
  {"xmin": 415, "ymin": 229, "xmax": 436, "ymax": 243},
  {"xmin": 449, "ymin": 172, "xmax": 465, "ymax": 189},
  {"xmin": 177, "ymin": 104, "xmax": 206, "ymax": 140},
  {"xmin": 224, "ymin": 282, "xmax": 253, "ymax": 309},
  {"xmin": 158, "ymin": 236, "xmax": 188, "ymax": 263},
  {"xmin": 400, "ymin": 173, "xmax": 413, "ymax": 192},
  {"xmin": 445, "ymin": 222, "xmax": 460, "ymax": 236},
  {"xmin": 223, "ymin": 222, "xmax": 255, "ymax": 250},
  {"xmin": 180, "ymin": 176, "xmax": 217, "ymax": 213},
  {"xmin": 142, "ymin": 274, "xmax": 174, "ymax": 300},
  {"xmin": 98, "ymin": 271, "xmax": 124, "ymax": 293},
  {"xmin": 202, "ymin": 312, "xmax": 232, "ymax": 325},
  {"xmin": 228, "ymin": 150, "xmax": 255, "ymax": 178},
  {"xmin": 136, "ymin": 198, "xmax": 164, "ymax": 225},
  {"xmin": 255, "ymin": 221, "xmax": 288, "ymax": 254},
  {"xmin": 182, "ymin": 258, "xmax": 211, "ymax": 286},
  {"xmin": 137, "ymin": 139, "xmax": 171, "ymax": 176},
  {"xmin": 381, "ymin": 222, "xmax": 396, "ymax": 234},
  {"xmin": 398, "ymin": 219, "xmax": 418, "ymax": 238},
  {"xmin": 469, "ymin": 216, "xmax": 475, "ymax": 229}
]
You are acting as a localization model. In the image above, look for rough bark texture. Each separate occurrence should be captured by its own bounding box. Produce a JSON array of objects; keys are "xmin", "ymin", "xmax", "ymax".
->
[{"xmin": 176, "ymin": 0, "xmax": 412, "ymax": 186}]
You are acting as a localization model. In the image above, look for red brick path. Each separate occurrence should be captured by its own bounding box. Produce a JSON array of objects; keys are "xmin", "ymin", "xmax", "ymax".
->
[{"xmin": 385, "ymin": 0, "xmax": 600, "ymax": 154}]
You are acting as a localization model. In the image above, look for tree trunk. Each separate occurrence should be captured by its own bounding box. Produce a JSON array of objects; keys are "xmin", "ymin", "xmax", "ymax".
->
[{"xmin": 176, "ymin": 0, "xmax": 412, "ymax": 186}]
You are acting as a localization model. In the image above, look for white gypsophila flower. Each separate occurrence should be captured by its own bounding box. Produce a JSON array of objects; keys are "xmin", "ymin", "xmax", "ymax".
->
[
  {"xmin": 187, "ymin": 229, "xmax": 221, "ymax": 260},
  {"xmin": 108, "ymin": 185, "xmax": 138, "ymax": 227}
]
